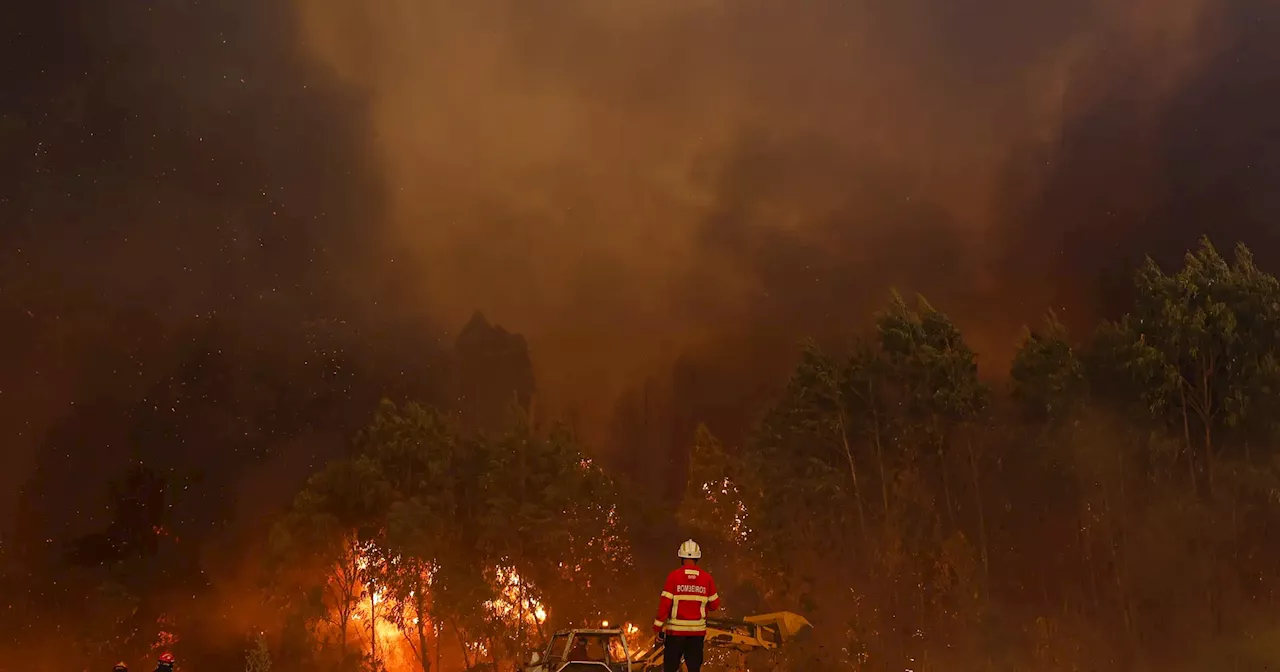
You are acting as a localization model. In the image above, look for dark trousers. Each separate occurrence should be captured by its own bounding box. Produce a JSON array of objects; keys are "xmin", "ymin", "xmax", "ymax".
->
[{"xmin": 663, "ymin": 634, "xmax": 706, "ymax": 672}]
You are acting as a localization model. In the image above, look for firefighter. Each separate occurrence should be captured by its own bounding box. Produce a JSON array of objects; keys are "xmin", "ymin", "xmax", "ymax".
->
[
  {"xmin": 155, "ymin": 653, "xmax": 175, "ymax": 672},
  {"xmin": 653, "ymin": 539, "xmax": 720, "ymax": 672},
  {"xmin": 113, "ymin": 663, "xmax": 128, "ymax": 672}
]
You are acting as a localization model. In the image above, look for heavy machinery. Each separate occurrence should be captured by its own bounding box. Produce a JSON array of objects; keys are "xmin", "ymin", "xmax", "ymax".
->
[
  {"xmin": 522, "ymin": 612, "xmax": 811, "ymax": 672},
  {"xmin": 523, "ymin": 628, "xmax": 634, "ymax": 672},
  {"xmin": 632, "ymin": 612, "xmax": 812, "ymax": 670}
]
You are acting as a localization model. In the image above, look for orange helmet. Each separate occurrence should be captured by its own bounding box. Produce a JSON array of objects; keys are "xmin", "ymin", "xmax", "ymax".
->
[
  {"xmin": 114, "ymin": 664, "xmax": 128, "ymax": 672},
  {"xmin": 158, "ymin": 653, "xmax": 175, "ymax": 665}
]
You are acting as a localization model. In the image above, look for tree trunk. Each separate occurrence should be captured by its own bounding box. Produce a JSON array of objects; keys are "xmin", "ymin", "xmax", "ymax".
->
[
  {"xmin": 1180, "ymin": 383, "xmax": 1197, "ymax": 494},
  {"xmin": 1115, "ymin": 448, "xmax": 1141, "ymax": 660},
  {"xmin": 1100, "ymin": 475, "xmax": 1134, "ymax": 653},
  {"xmin": 369, "ymin": 586, "xmax": 378, "ymax": 667},
  {"xmin": 452, "ymin": 622, "xmax": 474, "ymax": 669},
  {"xmin": 414, "ymin": 578, "xmax": 431, "ymax": 672},
  {"xmin": 837, "ymin": 414, "xmax": 869, "ymax": 545},
  {"xmin": 434, "ymin": 621, "xmax": 442, "ymax": 672},
  {"xmin": 1192, "ymin": 358, "xmax": 1213, "ymax": 494},
  {"xmin": 517, "ymin": 429, "xmax": 529, "ymax": 654},
  {"xmin": 334, "ymin": 551, "xmax": 358, "ymax": 657},
  {"xmin": 938, "ymin": 441, "xmax": 956, "ymax": 532},
  {"xmin": 1192, "ymin": 357, "xmax": 1217, "ymax": 497},
  {"xmin": 338, "ymin": 604, "xmax": 350, "ymax": 657},
  {"xmin": 1202, "ymin": 407, "xmax": 1215, "ymax": 497},
  {"xmin": 868, "ymin": 380, "xmax": 890, "ymax": 518},
  {"xmin": 965, "ymin": 434, "xmax": 990, "ymax": 600}
]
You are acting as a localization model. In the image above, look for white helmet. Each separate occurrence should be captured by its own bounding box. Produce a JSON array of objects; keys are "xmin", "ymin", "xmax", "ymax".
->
[{"xmin": 678, "ymin": 539, "xmax": 702, "ymax": 559}]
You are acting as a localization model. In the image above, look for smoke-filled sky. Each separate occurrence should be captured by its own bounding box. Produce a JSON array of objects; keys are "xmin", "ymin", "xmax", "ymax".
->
[
  {"xmin": 3, "ymin": 0, "xmax": 1280, "ymax": 535},
  {"xmin": 291, "ymin": 0, "xmax": 1277, "ymax": 412}
]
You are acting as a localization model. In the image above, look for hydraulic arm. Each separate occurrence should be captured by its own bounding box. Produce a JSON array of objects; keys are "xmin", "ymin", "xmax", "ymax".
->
[{"xmin": 630, "ymin": 611, "xmax": 811, "ymax": 670}]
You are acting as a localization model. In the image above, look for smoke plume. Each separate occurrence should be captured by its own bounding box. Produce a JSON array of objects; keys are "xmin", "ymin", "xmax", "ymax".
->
[
  {"xmin": 291, "ymin": 0, "xmax": 1265, "ymax": 434},
  {"xmin": 4, "ymin": 0, "xmax": 1280, "ymax": 527}
]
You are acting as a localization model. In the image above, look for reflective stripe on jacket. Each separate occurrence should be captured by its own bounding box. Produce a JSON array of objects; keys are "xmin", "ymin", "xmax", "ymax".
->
[{"xmin": 653, "ymin": 565, "xmax": 720, "ymax": 636}]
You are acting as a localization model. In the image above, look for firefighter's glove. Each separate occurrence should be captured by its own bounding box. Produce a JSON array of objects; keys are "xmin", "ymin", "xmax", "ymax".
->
[{"xmin": 654, "ymin": 632, "xmax": 666, "ymax": 647}]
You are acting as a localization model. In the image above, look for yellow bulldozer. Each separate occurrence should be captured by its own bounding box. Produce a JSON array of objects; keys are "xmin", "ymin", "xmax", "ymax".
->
[{"xmin": 522, "ymin": 611, "xmax": 811, "ymax": 672}]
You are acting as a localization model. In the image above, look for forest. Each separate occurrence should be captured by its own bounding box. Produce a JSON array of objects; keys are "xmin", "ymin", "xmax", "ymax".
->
[{"xmin": 8, "ymin": 236, "xmax": 1280, "ymax": 672}]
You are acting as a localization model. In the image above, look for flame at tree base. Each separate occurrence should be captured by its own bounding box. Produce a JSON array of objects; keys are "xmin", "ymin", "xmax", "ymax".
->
[{"xmin": 330, "ymin": 545, "xmax": 553, "ymax": 671}]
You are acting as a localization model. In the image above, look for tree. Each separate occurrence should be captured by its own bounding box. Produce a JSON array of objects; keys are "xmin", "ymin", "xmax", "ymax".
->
[
  {"xmin": 756, "ymin": 341, "xmax": 878, "ymax": 539},
  {"xmin": 841, "ymin": 339, "xmax": 895, "ymax": 522},
  {"xmin": 1093, "ymin": 238, "xmax": 1280, "ymax": 494},
  {"xmin": 1011, "ymin": 311, "xmax": 1086, "ymax": 424},
  {"xmin": 876, "ymin": 292, "xmax": 991, "ymax": 594},
  {"xmin": 246, "ymin": 632, "xmax": 273, "ymax": 672},
  {"xmin": 747, "ymin": 342, "xmax": 859, "ymax": 627},
  {"xmin": 679, "ymin": 424, "xmax": 754, "ymax": 550},
  {"xmin": 355, "ymin": 401, "xmax": 465, "ymax": 672},
  {"xmin": 472, "ymin": 417, "xmax": 564, "ymax": 657},
  {"xmin": 454, "ymin": 313, "xmax": 537, "ymax": 434},
  {"xmin": 476, "ymin": 417, "xmax": 636, "ymax": 650},
  {"xmin": 289, "ymin": 399, "xmax": 643, "ymax": 670},
  {"xmin": 269, "ymin": 457, "xmax": 392, "ymax": 667},
  {"xmin": 678, "ymin": 424, "xmax": 776, "ymax": 621}
]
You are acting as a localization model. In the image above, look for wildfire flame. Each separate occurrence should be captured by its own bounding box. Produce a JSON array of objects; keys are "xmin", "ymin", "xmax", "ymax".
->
[
  {"xmin": 622, "ymin": 622, "xmax": 643, "ymax": 653},
  {"xmin": 485, "ymin": 566, "xmax": 547, "ymax": 626},
  {"xmin": 336, "ymin": 543, "xmax": 550, "ymax": 671},
  {"xmin": 338, "ymin": 543, "xmax": 441, "ymax": 672},
  {"xmin": 597, "ymin": 620, "xmax": 644, "ymax": 653}
]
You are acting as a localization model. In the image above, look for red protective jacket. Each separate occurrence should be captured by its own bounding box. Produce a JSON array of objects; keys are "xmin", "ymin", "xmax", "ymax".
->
[{"xmin": 653, "ymin": 564, "xmax": 720, "ymax": 636}]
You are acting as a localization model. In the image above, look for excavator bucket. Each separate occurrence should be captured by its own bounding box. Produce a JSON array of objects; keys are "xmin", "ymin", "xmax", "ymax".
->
[
  {"xmin": 632, "ymin": 610, "xmax": 814, "ymax": 669},
  {"xmin": 743, "ymin": 611, "xmax": 812, "ymax": 642},
  {"xmin": 702, "ymin": 611, "xmax": 812, "ymax": 652}
]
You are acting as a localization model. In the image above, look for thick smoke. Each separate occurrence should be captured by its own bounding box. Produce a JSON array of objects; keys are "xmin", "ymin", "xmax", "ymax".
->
[
  {"xmin": 292, "ymin": 0, "xmax": 1251, "ymax": 438},
  {"xmin": 0, "ymin": 0, "xmax": 433, "ymax": 537},
  {"xmin": 4, "ymin": 0, "xmax": 1280, "ymax": 533}
]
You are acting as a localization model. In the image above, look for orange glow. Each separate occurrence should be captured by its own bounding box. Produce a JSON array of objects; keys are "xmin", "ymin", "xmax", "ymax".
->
[
  {"xmin": 485, "ymin": 566, "xmax": 548, "ymax": 627},
  {"xmin": 332, "ymin": 542, "xmax": 439, "ymax": 672},
  {"xmin": 330, "ymin": 543, "xmax": 555, "ymax": 671}
]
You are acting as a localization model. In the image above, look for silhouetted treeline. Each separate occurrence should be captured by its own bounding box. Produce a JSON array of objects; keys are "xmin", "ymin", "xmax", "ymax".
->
[{"xmin": 679, "ymin": 237, "xmax": 1280, "ymax": 670}]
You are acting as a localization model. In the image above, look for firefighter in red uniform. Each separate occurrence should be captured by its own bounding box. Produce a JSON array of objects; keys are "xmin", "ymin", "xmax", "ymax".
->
[{"xmin": 653, "ymin": 539, "xmax": 720, "ymax": 672}]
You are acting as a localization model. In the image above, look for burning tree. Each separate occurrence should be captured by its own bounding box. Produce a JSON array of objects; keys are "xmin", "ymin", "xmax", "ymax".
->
[
  {"xmin": 269, "ymin": 457, "xmax": 393, "ymax": 668},
  {"xmin": 477, "ymin": 419, "xmax": 640, "ymax": 633},
  {"xmin": 270, "ymin": 400, "xmax": 641, "ymax": 671}
]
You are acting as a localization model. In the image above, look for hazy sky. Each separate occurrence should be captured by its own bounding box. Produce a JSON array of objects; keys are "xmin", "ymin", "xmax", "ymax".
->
[
  {"xmin": 290, "ymin": 0, "xmax": 1259, "ymax": 414},
  {"xmin": 3, "ymin": 0, "xmax": 1279, "ymax": 531}
]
